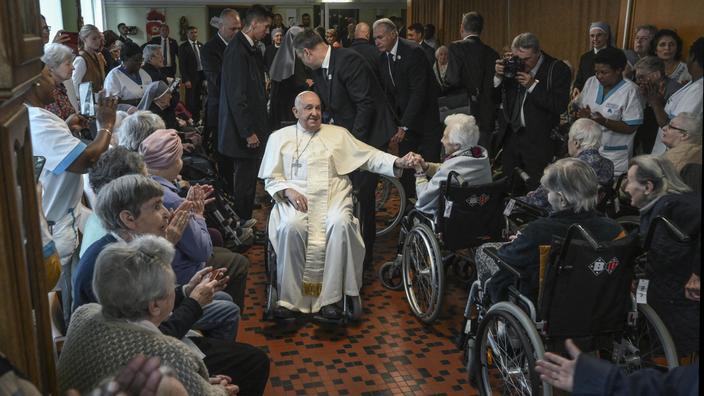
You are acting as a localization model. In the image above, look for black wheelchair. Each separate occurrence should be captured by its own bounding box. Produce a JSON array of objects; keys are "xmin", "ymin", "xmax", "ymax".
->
[
  {"xmin": 378, "ymin": 171, "xmax": 509, "ymax": 323},
  {"xmin": 262, "ymin": 193, "xmax": 363, "ymax": 324},
  {"xmin": 458, "ymin": 216, "xmax": 684, "ymax": 395}
]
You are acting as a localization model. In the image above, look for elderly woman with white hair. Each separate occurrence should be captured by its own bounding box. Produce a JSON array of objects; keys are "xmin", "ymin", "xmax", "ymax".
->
[
  {"xmin": 41, "ymin": 43, "xmax": 79, "ymax": 119},
  {"xmin": 59, "ymin": 235, "xmax": 236, "ymax": 395},
  {"xmin": 522, "ymin": 118, "xmax": 614, "ymax": 210},
  {"xmin": 412, "ymin": 114, "xmax": 492, "ymax": 214},
  {"xmin": 623, "ymin": 155, "xmax": 699, "ymax": 356},
  {"xmin": 661, "ymin": 112, "xmax": 702, "ymax": 171},
  {"xmin": 142, "ymin": 44, "xmax": 168, "ymax": 83},
  {"xmin": 476, "ymin": 158, "xmax": 624, "ymax": 303},
  {"xmin": 117, "ymin": 110, "xmax": 166, "ymax": 151}
]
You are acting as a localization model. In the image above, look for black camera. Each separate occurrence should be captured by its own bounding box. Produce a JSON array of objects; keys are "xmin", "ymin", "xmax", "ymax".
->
[{"xmin": 503, "ymin": 56, "xmax": 525, "ymax": 79}]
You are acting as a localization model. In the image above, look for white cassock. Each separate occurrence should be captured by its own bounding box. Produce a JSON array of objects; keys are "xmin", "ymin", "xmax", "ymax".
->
[{"xmin": 258, "ymin": 122, "xmax": 400, "ymax": 313}]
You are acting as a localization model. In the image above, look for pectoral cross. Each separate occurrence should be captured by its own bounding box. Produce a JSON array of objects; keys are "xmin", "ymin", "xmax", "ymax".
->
[{"xmin": 291, "ymin": 159, "xmax": 303, "ymax": 176}]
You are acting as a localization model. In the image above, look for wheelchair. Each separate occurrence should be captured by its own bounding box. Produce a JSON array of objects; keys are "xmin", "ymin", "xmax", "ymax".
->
[
  {"xmin": 262, "ymin": 192, "xmax": 363, "ymax": 324},
  {"xmin": 375, "ymin": 174, "xmax": 407, "ymax": 237},
  {"xmin": 378, "ymin": 171, "xmax": 509, "ymax": 323},
  {"xmin": 458, "ymin": 216, "xmax": 683, "ymax": 395}
]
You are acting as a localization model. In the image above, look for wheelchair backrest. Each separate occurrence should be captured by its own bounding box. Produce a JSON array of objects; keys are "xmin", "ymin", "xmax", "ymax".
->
[
  {"xmin": 437, "ymin": 174, "xmax": 509, "ymax": 251},
  {"xmin": 539, "ymin": 224, "xmax": 640, "ymax": 338}
]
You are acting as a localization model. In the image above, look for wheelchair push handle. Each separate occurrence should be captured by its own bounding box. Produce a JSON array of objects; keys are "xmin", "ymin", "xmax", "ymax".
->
[
  {"xmin": 563, "ymin": 224, "xmax": 602, "ymax": 251},
  {"xmin": 644, "ymin": 216, "xmax": 690, "ymax": 250},
  {"xmin": 509, "ymin": 197, "xmax": 550, "ymax": 218},
  {"xmin": 444, "ymin": 170, "xmax": 467, "ymax": 196}
]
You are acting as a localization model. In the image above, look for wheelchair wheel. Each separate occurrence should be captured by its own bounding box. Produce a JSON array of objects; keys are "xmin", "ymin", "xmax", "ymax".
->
[
  {"xmin": 475, "ymin": 303, "xmax": 549, "ymax": 396},
  {"xmin": 375, "ymin": 175, "xmax": 406, "ymax": 237},
  {"xmin": 345, "ymin": 295, "xmax": 363, "ymax": 322},
  {"xmin": 263, "ymin": 222, "xmax": 278, "ymax": 320},
  {"xmin": 610, "ymin": 303, "xmax": 678, "ymax": 373},
  {"xmin": 401, "ymin": 223, "xmax": 445, "ymax": 323},
  {"xmin": 378, "ymin": 259, "xmax": 403, "ymax": 290}
]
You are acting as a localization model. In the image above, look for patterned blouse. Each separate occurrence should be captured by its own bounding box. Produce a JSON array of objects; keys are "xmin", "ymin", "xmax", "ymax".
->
[
  {"xmin": 44, "ymin": 83, "xmax": 76, "ymax": 120},
  {"xmin": 521, "ymin": 148, "xmax": 615, "ymax": 211}
]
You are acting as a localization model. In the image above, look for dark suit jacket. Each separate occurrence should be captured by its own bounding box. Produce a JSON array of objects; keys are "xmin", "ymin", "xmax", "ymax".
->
[
  {"xmin": 496, "ymin": 52, "xmax": 571, "ymax": 159},
  {"xmin": 573, "ymin": 49, "xmax": 596, "ymax": 91},
  {"xmin": 147, "ymin": 36, "xmax": 179, "ymax": 70},
  {"xmin": 178, "ymin": 40, "xmax": 204, "ymax": 84},
  {"xmin": 349, "ymin": 39, "xmax": 382, "ymax": 81},
  {"xmin": 201, "ymin": 34, "xmax": 227, "ymax": 128},
  {"xmin": 218, "ymin": 31, "xmax": 269, "ymax": 159},
  {"xmin": 420, "ymin": 41, "xmax": 436, "ymax": 66},
  {"xmin": 264, "ymin": 45, "xmax": 278, "ymax": 71},
  {"xmin": 312, "ymin": 47, "xmax": 395, "ymax": 148},
  {"xmin": 445, "ymin": 36, "xmax": 499, "ymax": 144},
  {"xmin": 379, "ymin": 38, "xmax": 441, "ymax": 134},
  {"xmin": 142, "ymin": 62, "xmax": 167, "ymax": 83}
]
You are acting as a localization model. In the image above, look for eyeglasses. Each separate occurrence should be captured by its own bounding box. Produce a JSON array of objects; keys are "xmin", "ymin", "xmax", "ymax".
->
[
  {"xmin": 42, "ymin": 25, "xmax": 51, "ymax": 33},
  {"xmin": 665, "ymin": 123, "xmax": 688, "ymax": 134}
]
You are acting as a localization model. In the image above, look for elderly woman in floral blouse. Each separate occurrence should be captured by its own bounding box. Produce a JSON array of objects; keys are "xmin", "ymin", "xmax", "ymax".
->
[{"xmin": 41, "ymin": 43, "xmax": 79, "ymax": 120}]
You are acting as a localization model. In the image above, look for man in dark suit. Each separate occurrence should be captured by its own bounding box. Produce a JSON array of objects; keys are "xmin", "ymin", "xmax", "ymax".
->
[
  {"xmin": 445, "ymin": 11, "xmax": 499, "ymax": 152},
  {"xmin": 349, "ymin": 22, "xmax": 383, "ymax": 83},
  {"xmin": 117, "ymin": 23, "xmax": 132, "ymax": 43},
  {"xmin": 373, "ymin": 18, "xmax": 442, "ymax": 200},
  {"xmin": 494, "ymin": 32, "xmax": 571, "ymax": 191},
  {"xmin": 218, "ymin": 5, "xmax": 272, "ymax": 222},
  {"xmin": 147, "ymin": 24, "xmax": 179, "ymax": 78},
  {"xmin": 406, "ymin": 23, "xmax": 435, "ymax": 66},
  {"xmin": 293, "ymin": 28, "xmax": 396, "ymax": 271},
  {"xmin": 201, "ymin": 8, "xmax": 241, "ymax": 178},
  {"xmin": 179, "ymin": 26, "xmax": 205, "ymax": 122}
]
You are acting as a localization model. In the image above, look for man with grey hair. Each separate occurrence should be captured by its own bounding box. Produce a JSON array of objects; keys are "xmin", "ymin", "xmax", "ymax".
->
[
  {"xmin": 117, "ymin": 110, "xmax": 166, "ymax": 151},
  {"xmin": 141, "ymin": 44, "xmax": 166, "ymax": 83},
  {"xmin": 445, "ymin": 11, "xmax": 499, "ymax": 152},
  {"xmin": 201, "ymin": 8, "xmax": 241, "ymax": 157},
  {"xmin": 259, "ymin": 91, "xmax": 416, "ymax": 320},
  {"xmin": 373, "ymin": 17, "xmax": 442, "ymax": 206},
  {"xmin": 292, "ymin": 28, "xmax": 396, "ymax": 271},
  {"xmin": 494, "ymin": 32, "xmax": 571, "ymax": 191},
  {"xmin": 633, "ymin": 55, "xmax": 682, "ymax": 154}
]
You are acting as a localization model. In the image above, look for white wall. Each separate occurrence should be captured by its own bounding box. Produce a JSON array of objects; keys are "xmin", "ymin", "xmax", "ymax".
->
[{"xmin": 103, "ymin": 4, "xmax": 209, "ymax": 46}]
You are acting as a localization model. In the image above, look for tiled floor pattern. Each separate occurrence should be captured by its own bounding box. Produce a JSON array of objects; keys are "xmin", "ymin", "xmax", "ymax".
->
[{"xmin": 237, "ymin": 196, "xmax": 479, "ymax": 395}]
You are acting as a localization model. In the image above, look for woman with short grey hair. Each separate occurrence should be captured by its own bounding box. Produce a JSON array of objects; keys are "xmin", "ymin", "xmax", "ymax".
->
[
  {"xmin": 142, "ymin": 44, "xmax": 167, "ymax": 83},
  {"xmin": 411, "ymin": 114, "xmax": 492, "ymax": 214},
  {"xmin": 522, "ymin": 118, "xmax": 614, "ymax": 210},
  {"xmin": 117, "ymin": 110, "xmax": 166, "ymax": 151},
  {"xmin": 662, "ymin": 112, "xmax": 702, "ymax": 176},
  {"xmin": 623, "ymin": 154, "xmax": 699, "ymax": 356},
  {"xmin": 42, "ymin": 43, "xmax": 79, "ymax": 119},
  {"xmin": 475, "ymin": 158, "xmax": 624, "ymax": 303},
  {"xmin": 59, "ymin": 235, "xmax": 233, "ymax": 395}
]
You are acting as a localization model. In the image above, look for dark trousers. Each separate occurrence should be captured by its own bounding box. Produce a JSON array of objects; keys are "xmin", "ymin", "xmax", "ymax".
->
[
  {"xmin": 349, "ymin": 170, "xmax": 379, "ymax": 270},
  {"xmin": 233, "ymin": 158, "xmax": 260, "ymax": 220},
  {"xmin": 207, "ymin": 246, "xmax": 250, "ymax": 309},
  {"xmin": 217, "ymin": 153, "xmax": 234, "ymax": 196},
  {"xmin": 185, "ymin": 72, "xmax": 204, "ymax": 122},
  {"xmin": 501, "ymin": 126, "xmax": 553, "ymax": 194},
  {"xmin": 191, "ymin": 337, "xmax": 270, "ymax": 396},
  {"xmin": 398, "ymin": 128, "xmax": 442, "ymax": 203}
]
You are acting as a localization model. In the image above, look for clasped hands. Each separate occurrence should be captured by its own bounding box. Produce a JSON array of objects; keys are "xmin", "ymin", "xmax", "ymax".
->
[
  {"xmin": 395, "ymin": 152, "xmax": 427, "ymax": 173},
  {"xmin": 573, "ymin": 104, "xmax": 607, "ymax": 125}
]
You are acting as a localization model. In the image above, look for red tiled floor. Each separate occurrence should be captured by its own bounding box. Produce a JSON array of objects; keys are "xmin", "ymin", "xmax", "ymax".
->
[{"xmin": 237, "ymin": 190, "xmax": 479, "ymax": 395}]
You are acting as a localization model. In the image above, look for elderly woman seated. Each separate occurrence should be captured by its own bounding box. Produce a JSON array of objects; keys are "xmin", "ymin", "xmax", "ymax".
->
[
  {"xmin": 71, "ymin": 174, "xmax": 270, "ymax": 394},
  {"xmin": 59, "ymin": 235, "xmax": 239, "ymax": 395},
  {"xmin": 139, "ymin": 129, "xmax": 250, "ymax": 309},
  {"xmin": 138, "ymin": 81, "xmax": 180, "ymax": 130},
  {"xmin": 476, "ymin": 158, "xmax": 624, "ymax": 303},
  {"xmin": 412, "ymin": 114, "xmax": 492, "ymax": 214},
  {"xmin": 624, "ymin": 155, "xmax": 700, "ymax": 357},
  {"xmin": 660, "ymin": 112, "xmax": 702, "ymax": 190},
  {"xmin": 41, "ymin": 43, "xmax": 79, "ymax": 120},
  {"xmin": 522, "ymin": 118, "xmax": 614, "ymax": 211},
  {"xmin": 117, "ymin": 110, "xmax": 166, "ymax": 151}
]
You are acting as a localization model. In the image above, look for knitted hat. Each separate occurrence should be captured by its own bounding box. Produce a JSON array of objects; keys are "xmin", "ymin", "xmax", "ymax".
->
[{"xmin": 138, "ymin": 129, "xmax": 182, "ymax": 170}]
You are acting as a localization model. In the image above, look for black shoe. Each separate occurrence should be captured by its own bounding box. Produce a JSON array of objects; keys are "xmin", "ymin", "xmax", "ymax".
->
[
  {"xmin": 273, "ymin": 306, "xmax": 299, "ymax": 319},
  {"xmin": 320, "ymin": 304, "xmax": 343, "ymax": 320}
]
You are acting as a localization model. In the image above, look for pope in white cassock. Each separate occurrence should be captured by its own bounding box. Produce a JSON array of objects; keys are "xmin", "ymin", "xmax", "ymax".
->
[{"xmin": 258, "ymin": 91, "xmax": 416, "ymax": 320}]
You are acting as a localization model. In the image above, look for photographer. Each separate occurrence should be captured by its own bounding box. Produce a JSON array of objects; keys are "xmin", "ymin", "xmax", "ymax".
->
[{"xmin": 494, "ymin": 32, "xmax": 571, "ymax": 190}]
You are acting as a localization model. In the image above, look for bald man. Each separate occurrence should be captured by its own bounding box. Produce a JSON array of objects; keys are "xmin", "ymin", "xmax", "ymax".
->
[{"xmin": 349, "ymin": 22, "xmax": 382, "ymax": 79}]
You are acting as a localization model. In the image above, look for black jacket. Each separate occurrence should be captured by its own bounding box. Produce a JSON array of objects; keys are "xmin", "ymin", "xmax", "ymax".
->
[
  {"xmin": 312, "ymin": 47, "xmax": 395, "ymax": 148},
  {"xmin": 142, "ymin": 62, "xmax": 167, "ymax": 83},
  {"xmin": 445, "ymin": 36, "xmax": 499, "ymax": 145},
  {"xmin": 420, "ymin": 41, "xmax": 436, "ymax": 66},
  {"xmin": 146, "ymin": 36, "xmax": 179, "ymax": 70},
  {"xmin": 200, "ymin": 34, "xmax": 227, "ymax": 128},
  {"xmin": 349, "ymin": 39, "xmax": 381, "ymax": 80},
  {"xmin": 378, "ymin": 38, "xmax": 441, "ymax": 134},
  {"xmin": 496, "ymin": 52, "xmax": 571, "ymax": 159},
  {"xmin": 178, "ymin": 40, "xmax": 204, "ymax": 84},
  {"xmin": 264, "ymin": 45, "xmax": 278, "ymax": 71},
  {"xmin": 218, "ymin": 31, "xmax": 269, "ymax": 159}
]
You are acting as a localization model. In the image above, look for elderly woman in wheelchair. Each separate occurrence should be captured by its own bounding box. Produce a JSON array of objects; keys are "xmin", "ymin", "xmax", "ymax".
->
[
  {"xmin": 623, "ymin": 155, "xmax": 700, "ymax": 359},
  {"xmin": 460, "ymin": 157, "xmax": 685, "ymax": 395}
]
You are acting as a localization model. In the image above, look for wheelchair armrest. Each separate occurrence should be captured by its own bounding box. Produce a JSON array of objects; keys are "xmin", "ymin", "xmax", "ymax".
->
[
  {"xmin": 644, "ymin": 216, "xmax": 690, "ymax": 249},
  {"xmin": 483, "ymin": 246, "xmax": 522, "ymax": 280},
  {"xmin": 510, "ymin": 198, "xmax": 549, "ymax": 218}
]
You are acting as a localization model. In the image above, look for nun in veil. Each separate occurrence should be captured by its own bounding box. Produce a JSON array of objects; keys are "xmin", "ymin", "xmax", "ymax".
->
[
  {"xmin": 138, "ymin": 81, "xmax": 179, "ymax": 129},
  {"xmin": 269, "ymin": 26, "xmax": 313, "ymax": 130}
]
